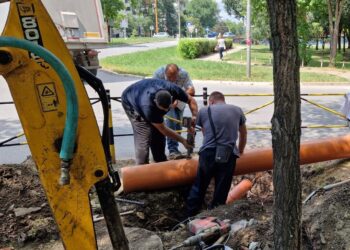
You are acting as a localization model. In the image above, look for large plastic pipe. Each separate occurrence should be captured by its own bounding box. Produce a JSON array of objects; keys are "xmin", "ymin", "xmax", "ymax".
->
[
  {"xmin": 226, "ymin": 179, "xmax": 253, "ymax": 204},
  {"xmin": 121, "ymin": 135, "xmax": 350, "ymax": 193}
]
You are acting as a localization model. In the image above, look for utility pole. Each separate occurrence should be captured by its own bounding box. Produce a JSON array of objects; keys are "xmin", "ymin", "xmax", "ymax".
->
[
  {"xmin": 177, "ymin": 0, "xmax": 181, "ymax": 38},
  {"xmin": 246, "ymin": 0, "xmax": 251, "ymax": 78},
  {"xmin": 154, "ymin": 0, "xmax": 159, "ymax": 33}
]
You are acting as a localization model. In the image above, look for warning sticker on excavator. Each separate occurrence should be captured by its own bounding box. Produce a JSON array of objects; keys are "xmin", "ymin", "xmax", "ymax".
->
[{"xmin": 36, "ymin": 83, "xmax": 58, "ymax": 112}]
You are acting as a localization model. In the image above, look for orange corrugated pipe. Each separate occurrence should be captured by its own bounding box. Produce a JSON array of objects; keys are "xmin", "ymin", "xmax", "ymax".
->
[
  {"xmin": 121, "ymin": 135, "xmax": 350, "ymax": 193},
  {"xmin": 226, "ymin": 179, "xmax": 253, "ymax": 204}
]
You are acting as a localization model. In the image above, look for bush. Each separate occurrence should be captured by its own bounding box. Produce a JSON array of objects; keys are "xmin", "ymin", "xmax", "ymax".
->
[
  {"xmin": 299, "ymin": 42, "xmax": 312, "ymax": 66},
  {"xmin": 177, "ymin": 39, "xmax": 233, "ymax": 59},
  {"xmin": 178, "ymin": 39, "xmax": 217, "ymax": 59},
  {"xmin": 225, "ymin": 39, "xmax": 233, "ymax": 50}
]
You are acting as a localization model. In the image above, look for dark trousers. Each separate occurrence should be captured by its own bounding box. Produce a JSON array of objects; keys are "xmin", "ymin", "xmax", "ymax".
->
[
  {"xmin": 219, "ymin": 47, "xmax": 225, "ymax": 59},
  {"xmin": 122, "ymin": 102, "xmax": 167, "ymax": 164},
  {"xmin": 186, "ymin": 148, "xmax": 237, "ymax": 217}
]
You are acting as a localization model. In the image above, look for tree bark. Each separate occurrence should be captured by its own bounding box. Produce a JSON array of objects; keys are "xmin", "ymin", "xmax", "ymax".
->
[
  {"xmin": 316, "ymin": 39, "xmax": 319, "ymax": 50},
  {"xmin": 322, "ymin": 37, "xmax": 325, "ymax": 50},
  {"xmin": 343, "ymin": 30, "xmax": 346, "ymax": 53},
  {"xmin": 328, "ymin": 0, "xmax": 345, "ymax": 67},
  {"xmin": 266, "ymin": 0, "xmax": 301, "ymax": 249},
  {"xmin": 338, "ymin": 29, "xmax": 341, "ymax": 51}
]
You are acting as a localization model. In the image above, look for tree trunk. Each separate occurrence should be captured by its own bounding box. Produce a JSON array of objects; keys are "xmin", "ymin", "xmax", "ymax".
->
[
  {"xmin": 322, "ymin": 37, "xmax": 325, "ymax": 50},
  {"xmin": 266, "ymin": 0, "xmax": 301, "ymax": 249},
  {"xmin": 346, "ymin": 32, "xmax": 350, "ymax": 49},
  {"xmin": 338, "ymin": 30, "xmax": 341, "ymax": 51},
  {"xmin": 343, "ymin": 31, "xmax": 346, "ymax": 53},
  {"xmin": 322, "ymin": 37, "xmax": 326, "ymax": 50},
  {"xmin": 328, "ymin": 0, "xmax": 345, "ymax": 67},
  {"xmin": 316, "ymin": 38, "xmax": 319, "ymax": 50}
]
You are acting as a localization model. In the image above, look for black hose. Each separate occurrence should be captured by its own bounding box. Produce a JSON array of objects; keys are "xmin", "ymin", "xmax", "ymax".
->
[{"xmin": 75, "ymin": 66, "xmax": 121, "ymax": 190}]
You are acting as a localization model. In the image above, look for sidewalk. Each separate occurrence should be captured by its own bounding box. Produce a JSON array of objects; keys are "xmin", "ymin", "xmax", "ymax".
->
[{"xmin": 197, "ymin": 45, "xmax": 246, "ymax": 62}]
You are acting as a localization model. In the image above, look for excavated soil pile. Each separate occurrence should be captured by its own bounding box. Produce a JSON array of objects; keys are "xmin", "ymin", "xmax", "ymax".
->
[
  {"xmin": 0, "ymin": 158, "xmax": 350, "ymax": 249},
  {"xmin": 0, "ymin": 161, "xmax": 58, "ymax": 247}
]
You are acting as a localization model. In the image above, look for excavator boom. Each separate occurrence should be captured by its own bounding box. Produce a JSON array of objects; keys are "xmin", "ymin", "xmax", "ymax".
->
[{"xmin": 0, "ymin": 1, "xmax": 127, "ymax": 249}]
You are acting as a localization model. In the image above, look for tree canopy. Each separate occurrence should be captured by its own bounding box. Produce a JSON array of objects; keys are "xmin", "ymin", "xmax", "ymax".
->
[
  {"xmin": 185, "ymin": 0, "xmax": 219, "ymax": 28},
  {"xmin": 101, "ymin": 0, "xmax": 125, "ymax": 20}
]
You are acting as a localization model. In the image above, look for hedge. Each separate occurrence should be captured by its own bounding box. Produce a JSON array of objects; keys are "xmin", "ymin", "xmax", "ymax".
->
[{"xmin": 177, "ymin": 38, "xmax": 233, "ymax": 59}]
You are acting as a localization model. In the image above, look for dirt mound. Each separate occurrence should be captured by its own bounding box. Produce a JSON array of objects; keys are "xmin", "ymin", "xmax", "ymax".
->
[
  {"xmin": 303, "ymin": 182, "xmax": 350, "ymax": 249},
  {"xmin": 1, "ymin": 158, "xmax": 350, "ymax": 249},
  {"xmin": 0, "ymin": 163, "xmax": 58, "ymax": 247}
]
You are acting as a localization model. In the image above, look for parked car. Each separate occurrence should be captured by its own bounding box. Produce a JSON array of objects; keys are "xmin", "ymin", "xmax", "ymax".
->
[
  {"xmin": 206, "ymin": 32, "xmax": 218, "ymax": 38},
  {"xmin": 153, "ymin": 32, "xmax": 170, "ymax": 38},
  {"xmin": 223, "ymin": 32, "xmax": 235, "ymax": 38}
]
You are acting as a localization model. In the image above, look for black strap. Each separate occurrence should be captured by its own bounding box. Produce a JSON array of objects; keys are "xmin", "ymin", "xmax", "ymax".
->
[{"xmin": 208, "ymin": 106, "xmax": 218, "ymax": 143}]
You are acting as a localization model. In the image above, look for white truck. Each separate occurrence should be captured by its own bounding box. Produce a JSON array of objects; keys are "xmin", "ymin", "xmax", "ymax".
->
[{"xmin": 0, "ymin": 0, "xmax": 108, "ymax": 74}]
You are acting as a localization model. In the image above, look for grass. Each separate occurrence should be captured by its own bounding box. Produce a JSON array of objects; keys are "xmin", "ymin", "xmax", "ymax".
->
[
  {"xmin": 307, "ymin": 49, "xmax": 350, "ymax": 69},
  {"xmin": 226, "ymin": 45, "xmax": 273, "ymax": 65},
  {"xmin": 109, "ymin": 37, "xmax": 175, "ymax": 46},
  {"xmin": 226, "ymin": 45, "xmax": 350, "ymax": 69},
  {"xmin": 101, "ymin": 46, "xmax": 348, "ymax": 82}
]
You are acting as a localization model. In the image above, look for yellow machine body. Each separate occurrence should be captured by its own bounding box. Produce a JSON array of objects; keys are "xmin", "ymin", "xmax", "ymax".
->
[{"xmin": 0, "ymin": 1, "xmax": 108, "ymax": 249}]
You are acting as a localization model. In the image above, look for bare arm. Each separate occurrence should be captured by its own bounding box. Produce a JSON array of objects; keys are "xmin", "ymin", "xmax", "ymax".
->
[
  {"xmin": 186, "ymin": 87, "xmax": 195, "ymax": 96},
  {"xmin": 187, "ymin": 94, "xmax": 198, "ymax": 118},
  {"xmin": 152, "ymin": 122, "xmax": 191, "ymax": 149},
  {"xmin": 238, "ymin": 124, "xmax": 247, "ymax": 154}
]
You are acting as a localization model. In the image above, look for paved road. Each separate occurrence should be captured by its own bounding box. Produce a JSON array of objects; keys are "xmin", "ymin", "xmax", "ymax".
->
[
  {"xmin": 1, "ymin": 71, "xmax": 349, "ymax": 164},
  {"xmin": 99, "ymin": 40, "xmax": 178, "ymax": 59}
]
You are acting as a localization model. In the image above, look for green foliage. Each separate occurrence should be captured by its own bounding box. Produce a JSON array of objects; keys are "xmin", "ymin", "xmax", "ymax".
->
[
  {"xmin": 101, "ymin": 46, "xmax": 348, "ymax": 82},
  {"xmin": 131, "ymin": 29, "xmax": 138, "ymax": 38},
  {"xmin": 177, "ymin": 39, "xmax": 232, "ymax": 59},
  {"xmin": 184, "ymin": 16, "xmax": 203, "ymax": 37},
  {"xmin": 224, "ymin": 39, "xmax": 233, "ymax": 50},
  {"xmin": 222, "ymin": 0, "xmax": 244, "ymax": 17},
  {"xmin": 213, "ymin": 21, "xmax": 229, "ymax": 35},
  {"xmin": 110, "ymin": 37, "xmax": 174, "ymax": 45},
  {"xmin": 177, "ymin": 39, "xmax": 217, "ymax": 59},
  {"xmin": 157, "ymin": 0, "xmax": 178, "ymax": 34},
  {"xmin": 225, "ymin": 21, "xmax": 245, "ymax": 36},
  {"xmin": 185, "ymin": 0, "xmax": 219, "ymax": 28},
  {"xmin": 101, "ymin": 0, "xmax": 124, "ymax": 20},
  {"xmin": 299, "ymin": 43, "xmax": 312, "ymax": 65}
]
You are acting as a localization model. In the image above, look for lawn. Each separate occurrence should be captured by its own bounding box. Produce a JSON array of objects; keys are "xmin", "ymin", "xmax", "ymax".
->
[
  {"xmin": 226, "ymin": 45, "xmax": 350, "ymax": 69},
  {"xmin": 109, "ymin": 37, "xmax": 175, "ymax": 46},
  {"xmin": 101, "ymin": 46, "xmax": 348, "ymax": 82}
]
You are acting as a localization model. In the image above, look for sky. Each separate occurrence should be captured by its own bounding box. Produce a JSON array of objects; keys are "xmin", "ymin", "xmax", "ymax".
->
[{"xmin": 216, "ymin": 0, "xmax": 240, "ymax": 22}]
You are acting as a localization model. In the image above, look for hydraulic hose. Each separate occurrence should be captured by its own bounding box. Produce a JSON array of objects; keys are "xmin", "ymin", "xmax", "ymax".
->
[{"xmin": 0, "ymin": 37, "xmax": 78, "ymax": 183}]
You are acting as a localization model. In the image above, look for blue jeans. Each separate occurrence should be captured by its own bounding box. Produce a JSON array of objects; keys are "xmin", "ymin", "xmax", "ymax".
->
[
  {"xmin": 219, "ymin": 47, "xmax": 225, "ymax": 59},
  {"xmin": 186, "ymin": 148, "xmax": 237, "ymax": 217},
  {"xmin": 165, "ymin": 107, "xmax": 183, "ymax": 153}
]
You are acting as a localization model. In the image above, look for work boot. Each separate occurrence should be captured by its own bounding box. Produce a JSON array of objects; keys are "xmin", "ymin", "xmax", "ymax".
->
[{"xmin": 168, "ymin": 151, "xmax": 185, "ymax": 160}]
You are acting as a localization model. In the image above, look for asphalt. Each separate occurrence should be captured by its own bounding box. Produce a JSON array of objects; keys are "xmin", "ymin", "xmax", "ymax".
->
[{"xmin": 1, "ymin": 70, "xmax": 349, "ymax": 164}]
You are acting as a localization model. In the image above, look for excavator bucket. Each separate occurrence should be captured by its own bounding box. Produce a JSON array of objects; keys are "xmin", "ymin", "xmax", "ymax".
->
[{"xmin": 0, "ymin": 1, "xmax": 125, "ymax": 249}]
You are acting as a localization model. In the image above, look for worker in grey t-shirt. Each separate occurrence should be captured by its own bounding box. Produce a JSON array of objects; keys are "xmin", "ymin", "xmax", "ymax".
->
[{"xmin": 187, "ymin": 91, "xmax": 247, "ymax": 216}]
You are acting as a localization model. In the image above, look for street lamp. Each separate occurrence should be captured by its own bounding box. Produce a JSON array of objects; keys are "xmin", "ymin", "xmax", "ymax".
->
[
  {"xmin": 177, "ymin": 0, "xmax": 181, "ymax": 39},
  {"xmin": 150, "ymin": 25, "xmax": 154, "ymax": 37},
  {"xmin": 246, "ymin": 0, "xmax": 251, "ymax": 78}
]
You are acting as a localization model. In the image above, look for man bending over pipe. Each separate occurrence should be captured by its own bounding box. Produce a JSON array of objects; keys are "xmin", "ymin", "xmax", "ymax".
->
[
  {"xmin": 153, "ymin": 64, "xmax": 196, "ymax": 160},
  {"xmin": 187, "ymin": 91, "xmax": 247, "ymax": 216},
  {"xmin": 121, "ymin": 78, "xmax": 198, "ymax": 165}
]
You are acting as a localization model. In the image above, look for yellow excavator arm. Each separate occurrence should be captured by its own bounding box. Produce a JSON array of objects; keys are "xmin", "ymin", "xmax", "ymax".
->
[{"xmin": 0, "ymin": 1, "xmax": 127, "ymax": 249}]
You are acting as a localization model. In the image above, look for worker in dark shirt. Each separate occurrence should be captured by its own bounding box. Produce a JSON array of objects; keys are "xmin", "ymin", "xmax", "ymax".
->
[
  {"xmin": 187, "ymin": 91, "xmax": 247, "ymax": 216},
  {"xmin": 121, "ymin": 78, "xmax": 198, "ymax": 164}
]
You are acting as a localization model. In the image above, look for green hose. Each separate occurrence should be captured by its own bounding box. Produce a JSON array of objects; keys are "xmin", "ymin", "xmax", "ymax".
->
[{"xmin": 0, "ymin": 36, "xmax": 78, "ymax": 161}]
